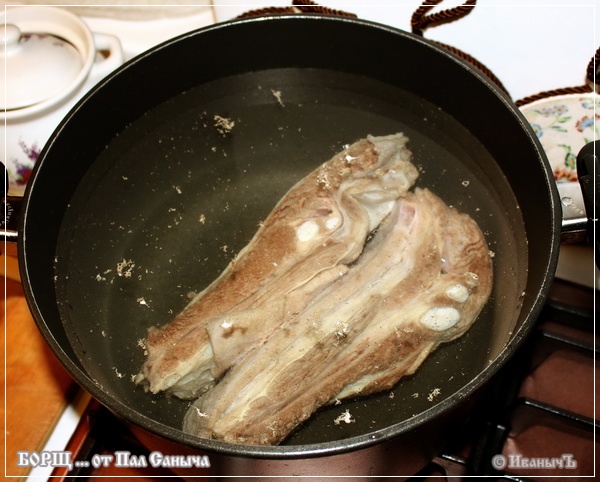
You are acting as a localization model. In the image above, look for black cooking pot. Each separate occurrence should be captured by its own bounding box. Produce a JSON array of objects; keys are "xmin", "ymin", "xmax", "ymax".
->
[{"xmin": 6, "ymin": 14, "xmax": 565, "ymax": 472}]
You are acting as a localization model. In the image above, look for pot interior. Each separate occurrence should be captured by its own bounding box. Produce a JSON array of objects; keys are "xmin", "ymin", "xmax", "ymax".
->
[{"xmin": 22, "ymin": 16, "xmax": 557, "ymax": 456}]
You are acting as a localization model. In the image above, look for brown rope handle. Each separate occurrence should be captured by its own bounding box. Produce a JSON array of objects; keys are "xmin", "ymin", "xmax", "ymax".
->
[
  {"xmin": 235, "ymin": 6, "xmax": 294, "ymax": 18},
  {"xmin": 411, "ymin": 0, "xmax": 476, "ymax": 36},
  {"xmin": 412, "ymin": 1, "xmax": 599, "ymax": 105},
  {"xmin": 235, "ymin": 1, "xmax": 597, "ymax": 105},
  {"xmin": 410, "ymin": 0, "xmax": 510, "ymax": 94},
  {"xmin": 515, "ymin": 46, "xmax": 599, "ymax": 106},
  {"xmin": 236, "ymin": 0, "xmax": 505, "ymax": 93},
  {"xmin": 235, "ymin": 0, "xmax": 356, "ymax": 19},
  {"xmin": 291, "ymin": 0, "xmax": 357, "ymax": 17}
]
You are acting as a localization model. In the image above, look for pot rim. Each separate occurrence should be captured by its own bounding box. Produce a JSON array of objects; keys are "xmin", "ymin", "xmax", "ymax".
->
[{"xmin": 18, "ymin": 13, "xmax": 561, "ymax": 459}]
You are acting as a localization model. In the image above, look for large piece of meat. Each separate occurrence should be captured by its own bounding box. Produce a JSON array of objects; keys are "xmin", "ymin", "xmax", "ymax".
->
[
  {"xmin": 183, "ymin": 187, "xmax": 493, "ymax": 445},
  {"xmin": 136, "ymin": 134, "xmax": 419, "ymax": 399}
]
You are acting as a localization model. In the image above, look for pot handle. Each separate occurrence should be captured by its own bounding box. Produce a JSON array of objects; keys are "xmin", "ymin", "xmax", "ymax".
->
[
  {"xmin": 83, "ymin": 32, "xmax": 124, "ymax": 91},
  {"xmin": 576, "ymin": 141, "xmax": 598, "ymax": 262},
  {"xmin": 559, "ymin": 141, "xmax": 598, "ymax": 265},
  {"xmin": 1, "ymin": 161, "xmax": 21, "ymax": 255}
]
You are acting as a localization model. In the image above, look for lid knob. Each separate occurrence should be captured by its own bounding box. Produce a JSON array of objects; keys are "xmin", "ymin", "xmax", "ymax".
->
[{"xmin": 2, "ymin": 24, "xmax": 21, "ymax": 49}]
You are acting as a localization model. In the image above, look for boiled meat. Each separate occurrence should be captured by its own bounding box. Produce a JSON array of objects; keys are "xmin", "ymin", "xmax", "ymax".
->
[
  {"xmin": 136, "ymin": 134, "xmax": 418, "ymax": 398},
  {"xmin": 183, "ymin": 188, "xmax": 493, "ymax": 445}
]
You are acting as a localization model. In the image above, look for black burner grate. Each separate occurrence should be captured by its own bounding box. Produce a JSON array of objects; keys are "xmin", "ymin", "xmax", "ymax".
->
[{"xmin": 416, "ymin": 279, "xmax": 597, "ymax": 480}]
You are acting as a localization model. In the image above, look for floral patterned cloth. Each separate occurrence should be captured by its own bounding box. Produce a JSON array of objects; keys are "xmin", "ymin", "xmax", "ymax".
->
[{"xmin": 521, "ymin": 94, "xmax": 599, "ymax": 182}]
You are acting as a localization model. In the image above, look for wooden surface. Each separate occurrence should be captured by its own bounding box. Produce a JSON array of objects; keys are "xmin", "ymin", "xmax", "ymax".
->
[{"xmin": 2, "ymin": 254, "xmax": 77, "ymax": 480}]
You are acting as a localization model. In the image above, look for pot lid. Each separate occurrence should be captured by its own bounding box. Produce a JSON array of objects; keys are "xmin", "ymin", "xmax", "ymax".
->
[{"xmin": 1, "ymin": 23, "xmax": 83, "ymax": 110}]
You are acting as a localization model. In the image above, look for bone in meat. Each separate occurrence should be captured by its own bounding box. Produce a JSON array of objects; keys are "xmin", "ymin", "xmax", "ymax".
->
[
  {"xmin": 136, "ymin": 133, "xmax": 418, "ymax": 398},
  {"xmin": 183, "ymin": 188, "xmax": 493, "ymax": 445}
]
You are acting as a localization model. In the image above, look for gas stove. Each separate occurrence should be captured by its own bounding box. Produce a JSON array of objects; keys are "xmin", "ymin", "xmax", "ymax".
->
[{"xmin": 4, "ymin": 2, "xmax": 597, "ymax": 480}]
